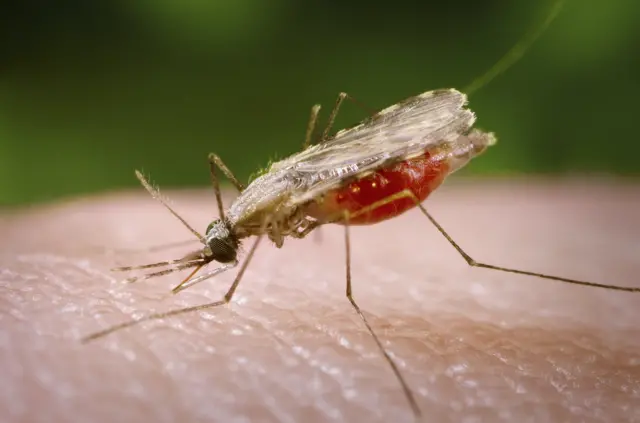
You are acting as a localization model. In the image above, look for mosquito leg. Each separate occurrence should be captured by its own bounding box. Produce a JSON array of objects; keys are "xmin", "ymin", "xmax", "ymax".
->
[
  {"xmin": 321, "ymin": 92, "xmax": 379, "ymax": 141},
  {"xmin": 207, "ymin": 153, "xmax": 243, "ymax": 221},
  {"xmin": 302, "ymin": 104, "xmax": 322, "ymax": 151},
  {"xmin": 343, "ymin": 188, "xmax": 639, "ymax": 292},
  {"xmin": 135, "ymin": 170, "xmax": 205, "ymax": 242},
  {"xmin": 81, "ymin": 234, "xmax": 264, "ymax": 343},
  {"xmin": 304, "ymin": 91, "xmax": 377, "ymax": 149},
  {"xmin": 320, "ymin": 92, "xmax": 348, "ymax": 141},
  {"xmin": 340, "ymin": 211, "xmax": 421, "ymax": 418},
  {"xmin": 208, "ymin": 153, "xmax": 245, "ymax": 193},
  {"xmin": 289, "ymin": 219, "xmax": 321, "ymax": 239},
  {"xmin": 301, "ymin": 91, "xmax": 364, "ymax": 241},
  {"xmin": 411, "ymin": 196, "xmax": 640, "ymax": 293},
  {"xmin": 287, "ymin": 219, "xmax": 324, "ymax": 245}
]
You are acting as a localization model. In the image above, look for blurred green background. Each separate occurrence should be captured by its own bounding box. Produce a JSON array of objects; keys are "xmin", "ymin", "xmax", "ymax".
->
[{"xmin": 1, "ymin": 0, "xmax": 638, "ymax": 206}]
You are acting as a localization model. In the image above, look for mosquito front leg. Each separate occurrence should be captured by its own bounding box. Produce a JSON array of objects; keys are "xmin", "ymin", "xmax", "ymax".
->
[
  {"xmin": 207, "ymin": 153, "xmax": 245, "ymax": 222},
  {"xmin": 268, "ymin": 223, "xmax": 285, "ymax": 248},
  {"xmin": 341, "ymin": 210, "xmax": 422, "ymax": 419},
  {"xmin": 208, "ymin": 153, "xmax": 245, "ymax": 193},
  {"xmin": 134, "ymin": 170, "xmax": 205, "ymax": 242},
  {"xmin": 82, "ymin": 233, "xmax": 264, "ymax": 343}
]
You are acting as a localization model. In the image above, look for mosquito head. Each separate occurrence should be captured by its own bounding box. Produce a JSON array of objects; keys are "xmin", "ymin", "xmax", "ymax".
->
[
  {"xmin": 203, "ymin": 219, "xmax": 239, "ymax": 264},
  {"xmin": 110, "ymin": 217, "xmax": 239, "ymax": 291}
]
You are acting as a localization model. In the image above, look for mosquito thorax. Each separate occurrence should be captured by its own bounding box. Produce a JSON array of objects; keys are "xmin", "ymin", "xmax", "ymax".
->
[{"xmin": 204, "ymin": 219, "xmax": 239, "ymax": 263}]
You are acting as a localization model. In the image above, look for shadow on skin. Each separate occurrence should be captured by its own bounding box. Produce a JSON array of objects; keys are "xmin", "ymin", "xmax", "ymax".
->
[{"xmin": 1, "ymin": 180, "xmax": 639, "ymax": 423}]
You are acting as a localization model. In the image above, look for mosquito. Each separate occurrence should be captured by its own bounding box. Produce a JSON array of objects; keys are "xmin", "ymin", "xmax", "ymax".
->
[{"xmin": 82, "ymin": 1, "xmax": 638, "ymax": 420}]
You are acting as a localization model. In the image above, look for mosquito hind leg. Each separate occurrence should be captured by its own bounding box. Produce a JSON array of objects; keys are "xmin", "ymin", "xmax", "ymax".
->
[
  {"xmin": 340, "ymin": 211, "xmax": 422, "ymax": 419},
  {"xmin": 411, "ymin": 195, "xmax": 640, "ymax": 293},
  {"xmin": 117, "ymin": 155, "xmax": 241, "ymax": 253},
  {"xmin": 343, "ymin": 188, "xmax": 639, "ymax": 293}
]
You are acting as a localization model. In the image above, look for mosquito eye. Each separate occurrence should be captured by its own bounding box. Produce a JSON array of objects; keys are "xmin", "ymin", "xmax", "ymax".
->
[{"xmin": 208, "ymin": 238, "xmax": 237, "ymax": 263}]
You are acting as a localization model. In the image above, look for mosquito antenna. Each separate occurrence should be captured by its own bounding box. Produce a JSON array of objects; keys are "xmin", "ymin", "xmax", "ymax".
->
[
  {"xmin": 464, "ymin": 0, "xmax": 565, "ymax": 96},
  {"xmin": 135, "ymin": 170, "xmax": 205, "ymax": 242}
]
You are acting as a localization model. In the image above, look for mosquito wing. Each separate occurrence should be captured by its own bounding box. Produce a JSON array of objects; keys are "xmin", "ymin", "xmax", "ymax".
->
[{"xmin": 272, "ymin": 88, "xmax": 476, "ymax": 205}]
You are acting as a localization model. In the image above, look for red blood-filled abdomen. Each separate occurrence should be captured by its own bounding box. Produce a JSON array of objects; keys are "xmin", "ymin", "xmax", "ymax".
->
[{"xmin": 310, "ymin": 150, "xmax": 450, "ymax": 225}]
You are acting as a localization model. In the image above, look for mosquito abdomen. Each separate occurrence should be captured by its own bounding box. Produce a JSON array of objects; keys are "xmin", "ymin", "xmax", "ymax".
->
[{"xmin": 308, "ymin": 130, "xmax": 496, "ymax": 225}]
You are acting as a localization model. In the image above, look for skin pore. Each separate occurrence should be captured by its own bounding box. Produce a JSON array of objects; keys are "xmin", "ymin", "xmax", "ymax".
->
[{"xmin": 1, "ymin": 180, "xmax": 639, "ymax": 423}]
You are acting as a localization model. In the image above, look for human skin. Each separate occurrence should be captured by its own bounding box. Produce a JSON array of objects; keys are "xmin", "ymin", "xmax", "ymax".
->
[{"xmin": 1, "ymin": 179, "xmax": 639, "ymax": 423}]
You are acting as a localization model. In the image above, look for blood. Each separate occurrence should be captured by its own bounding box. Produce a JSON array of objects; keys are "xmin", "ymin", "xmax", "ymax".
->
[{"xmin": 313, "ymin": 149, "xmax": 451, "ymax": 225}]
